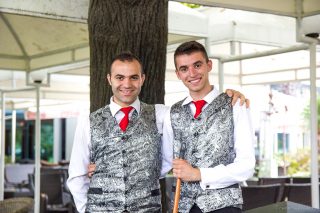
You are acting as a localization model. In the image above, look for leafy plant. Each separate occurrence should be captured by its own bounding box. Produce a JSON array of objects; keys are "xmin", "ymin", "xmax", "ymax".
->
[
  {"xmin": 181, "ymin": 3, "xmax": 201, "ymax": 9},
  {"xmin": 5, "ymin": 155, "xmax": 11, "ymax": 164},
  {"xmin": 275, "ymin": 149, "xmax": 311, "ymax": 177}
]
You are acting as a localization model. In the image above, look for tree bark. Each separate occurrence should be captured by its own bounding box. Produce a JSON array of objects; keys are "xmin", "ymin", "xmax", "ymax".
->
[{"xmin": 88, "ymin": 0, "xmax": 168, "ymax": 112}]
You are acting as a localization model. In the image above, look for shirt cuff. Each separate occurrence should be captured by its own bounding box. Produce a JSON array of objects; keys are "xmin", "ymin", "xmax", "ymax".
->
[{"xmin": 199, "ymin": 166, "xmax": 232, "ymax": 190}]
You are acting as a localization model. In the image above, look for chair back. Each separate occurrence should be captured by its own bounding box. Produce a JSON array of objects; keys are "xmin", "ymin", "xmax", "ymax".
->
[
  {"xmin": 291, "ymin": 177, "xmax": 311, "ymax": 183},
  {"xmin": 259, "ymin": 177, "xmax": 291, "ymax": 185},
  {"xmin": 5, "ymin": 164, "xmax": 35, "ymax": 186},
  {"xmin": 283, "ymin": 183, "xmax": 312, "ymax": 206},
  {"xmin": 241, "ymin": 184, "xmax": 281, "ymax": 211},
  {"xmin": 29, "ymin": 168, "xmax": 65, "ymax": 205}
]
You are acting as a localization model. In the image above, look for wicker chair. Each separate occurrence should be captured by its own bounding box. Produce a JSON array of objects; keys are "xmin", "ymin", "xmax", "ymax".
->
[
  {"xmin": 258, "ymin": 177, "xmax": 291, "ymax": 185},
  {"xmin": 29, "ymin": 168, "xmax": 73, "ymax": 213},
  {"xmin": 241, "ymin": 184, "xmax": 282, "ymax": 211},
  {"xmin": 291, "ymin": 177, "xmax": 311, "ymax": 183},
  {"xmin": 282, "ymin": 183, "xmax": 312, "ymax": 206},
  {"xmin": 5, "ymin": 164, "xmax": 35, "ymax": 191},
  {"xmin": 0, "ymin": 197, "xmax": 33, "ymax": 213},
  {"xmin": 258, "ymin": 177, "xmax": 291, "ymax": 202}
]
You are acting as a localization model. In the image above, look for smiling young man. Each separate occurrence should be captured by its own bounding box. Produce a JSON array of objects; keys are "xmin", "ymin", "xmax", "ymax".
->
[
  {"xmin": 67, "ymin": 52, "xmax": 171, "ymax": 213},
  {"xmin": 163, "ymin": 41, "xmax": 256, "ymax": 213}
]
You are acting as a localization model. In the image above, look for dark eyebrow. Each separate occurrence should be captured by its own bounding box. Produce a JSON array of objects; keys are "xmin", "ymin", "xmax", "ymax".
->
[
  {"xmin": 193, "ymin": 60, "xmax": 203, "ymax": 65},
  {"xmin": 113, "ymin": 74, "xmax": 140, "ymax": 78},
  {"xmin": 178, "ymin": 65, "xmax": 188, "ymax": 70},
  {"xmin": 130, "ymin": 74, "xmax": 140, "ymax": 78}
]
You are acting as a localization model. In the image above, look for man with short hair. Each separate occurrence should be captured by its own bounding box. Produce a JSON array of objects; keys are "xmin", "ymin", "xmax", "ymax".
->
[
  {"xmin": 68, "ymin": 52, "xmax": 170, "ymax": 212},
  {"xmin": 164, "ymin": 41, "xmax": 255, "ymax": 213}
]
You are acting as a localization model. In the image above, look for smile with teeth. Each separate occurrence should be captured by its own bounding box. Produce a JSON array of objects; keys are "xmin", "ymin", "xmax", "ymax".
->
[
  {"xmin": 121, "ymin": 89, "xmax": 133, "ymax": 95},
  {"xmin": 189, "ymin": 78, "xmax": 201, "ymax": 84}
]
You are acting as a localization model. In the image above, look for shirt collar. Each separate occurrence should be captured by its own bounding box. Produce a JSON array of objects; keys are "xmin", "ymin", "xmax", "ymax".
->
[
  {"xmin": 109, "ymin": 97, "xmax": 140, "ymax": 117},
  {"xmin": 182, "ymin": 86, "xmax": 220, "ymax": 106}
]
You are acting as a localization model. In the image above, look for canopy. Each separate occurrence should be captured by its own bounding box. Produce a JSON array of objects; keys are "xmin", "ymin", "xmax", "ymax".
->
[
  {"xmin": 174, "ymin": 0, "xmax": 320, "ymax": 17},
  {"xmin": 0, "ymin": 1, "xmax": 207, "ymax": 72}
]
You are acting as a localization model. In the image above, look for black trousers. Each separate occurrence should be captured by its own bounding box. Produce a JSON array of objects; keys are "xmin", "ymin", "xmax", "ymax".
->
[{"xmin": 189, "ymin": 204, "xmax": 242, "ymax": 213}]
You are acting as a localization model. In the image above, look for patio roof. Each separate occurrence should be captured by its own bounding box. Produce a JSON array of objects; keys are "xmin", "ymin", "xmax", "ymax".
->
[
  {"xmin": 0, "ymin": 1, "xmax": 208, "ymax": 72},
  {"xmin": 173, "ymin": 0, "xmax": 320, "ymax": 17}
]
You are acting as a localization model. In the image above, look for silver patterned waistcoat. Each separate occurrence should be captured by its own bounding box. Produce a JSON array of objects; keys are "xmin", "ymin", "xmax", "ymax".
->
[
  {"xmin": 170, "ymin": 93, "xmax": 243, "ymax": 213},
  {"xmin": 86, "ymin": 103, "xmax": 161, "ymax": 213}
]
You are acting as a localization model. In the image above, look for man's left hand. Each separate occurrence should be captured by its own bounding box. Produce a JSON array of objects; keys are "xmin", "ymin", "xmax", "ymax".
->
[
  {"xmin": 88, "ymin": 163, "xmax": 96, "ymax": 178},
  {"xmin": 225, "ymin": 89, "xmax": 250, "ymax": 108}
]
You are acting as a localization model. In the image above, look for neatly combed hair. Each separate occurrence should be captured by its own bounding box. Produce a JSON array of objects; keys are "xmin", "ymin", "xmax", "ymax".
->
[
  {"xmin": 110, "ymin": 51, "xmax": 144, "ymax": 73},
  {"xmin": 174, "ymin": 41, "xmax": 209, "ymax": 68}
]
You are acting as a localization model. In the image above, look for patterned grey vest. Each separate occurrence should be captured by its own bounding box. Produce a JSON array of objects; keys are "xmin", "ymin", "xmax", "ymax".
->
[
  {"xmin": 86, "ymin": 103, "xmax": 161, "ymax": 213},
  {"xmin": 170, "ymin": 93, "xmax": 243, "ymax": 212}
]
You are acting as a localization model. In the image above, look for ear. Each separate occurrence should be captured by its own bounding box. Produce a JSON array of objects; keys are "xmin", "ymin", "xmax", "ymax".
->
[
  {"xmin": 207, "ymin": 60, "xmax": 213, "ymax": 73},
  {"xmin": 175, "ymin": 70, "xmax": 181, "ymax": 80},
  {"xmin": 141, "ymin": 73, "xmax": 146, "ymax": 85},
  {"xmin": 107, "ymin": 74, "xmax": 111, "ymax": 85}
]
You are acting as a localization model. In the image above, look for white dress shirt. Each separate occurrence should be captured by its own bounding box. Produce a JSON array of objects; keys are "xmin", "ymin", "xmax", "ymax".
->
[
  {"xmin": 67, "ymin": 98, "xmax": 171, "ymax": 213},
  {"xmin": 162, "ymin": 87, "xmax": 256, "ymax": 190}
]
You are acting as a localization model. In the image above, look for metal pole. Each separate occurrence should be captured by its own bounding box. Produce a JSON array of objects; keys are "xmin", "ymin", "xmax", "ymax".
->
[
  {"xmin": 11, "ymin": 110, "xmax": 16, "ymax": 163},
  {"xmin": 218, "ymin": 60, "xmax": 224, "ymax": 92},
  {"xmin": 2, "ymin": 88, "xmax": 36, "ymax": 93},
  {"xmin": 34, "ymin": 85, "xmax": 41, "ymax": 213},
  {"xmin": 205, "ymin": 38, "xmax": 211, "ymax": 56},
  {"xmin": 219, "ymin": 44, "xmax": 309, "ymax": 63},
  {"xmin": 295, "ymin": 5, "xmax": 319, "ymax": 206},
  {"xmin": 309, "ymin": 42, "xmax": 319, "ymax": 208},
  {"xmin": 0, "ymin": 92, "xmax": 5, "ymax": 200}
]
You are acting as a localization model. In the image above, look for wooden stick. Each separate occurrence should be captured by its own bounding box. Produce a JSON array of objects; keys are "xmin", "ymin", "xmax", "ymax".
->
[{"xmin": 172, "ymin": 178, "xmax": 181, "ymax": 213}]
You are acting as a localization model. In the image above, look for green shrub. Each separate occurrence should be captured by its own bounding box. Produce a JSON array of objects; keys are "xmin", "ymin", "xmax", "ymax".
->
[{"xmin": 275, "ymin": 149, "xmax": 311, "ymax": 177}]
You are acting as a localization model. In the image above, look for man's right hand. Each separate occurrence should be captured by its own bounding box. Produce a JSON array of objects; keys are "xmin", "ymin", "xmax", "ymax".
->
[{"xmin": 88, "ymin": 163, "xmax": 96, "ymax": 178}]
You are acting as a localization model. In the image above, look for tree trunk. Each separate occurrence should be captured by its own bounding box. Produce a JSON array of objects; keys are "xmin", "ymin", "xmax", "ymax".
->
[{"xmin": 88, "ymin": 0, "xmax": 168, "ymax": 112}]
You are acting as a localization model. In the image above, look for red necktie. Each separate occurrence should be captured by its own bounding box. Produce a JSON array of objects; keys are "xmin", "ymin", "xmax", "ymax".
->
[
  {"xmin": 192, "ymin": 100, "xmax": 206, "ymax": 118},
  {"xmin": 119, "ymin": 106, "xmax": 133, "ymax": 132}
]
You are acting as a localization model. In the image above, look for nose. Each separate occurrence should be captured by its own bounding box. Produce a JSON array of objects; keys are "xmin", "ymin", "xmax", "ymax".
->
[
  {"xmin": 189, "ymin": 67, "xmax": 197, "ymax": 77},
  {"xmin": 122, "ymin": 77, "xmax": 132, "ymax": 87}
]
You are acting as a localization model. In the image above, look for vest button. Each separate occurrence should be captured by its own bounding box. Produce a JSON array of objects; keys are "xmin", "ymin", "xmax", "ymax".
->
[
  {"xmin": 122, "ymin": 150, "xmax": 126, "ymax": 154},
  {"xmin": 123, "ymin": 163, "xmax": 127, "ymax": 167}
]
